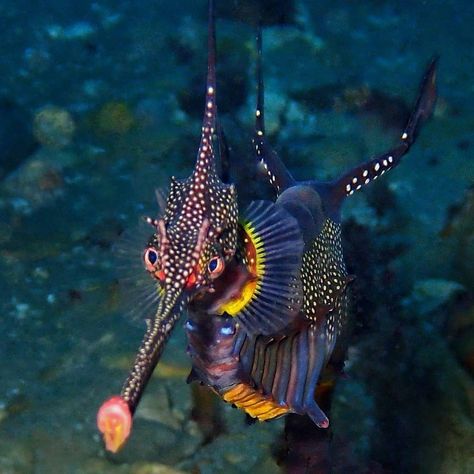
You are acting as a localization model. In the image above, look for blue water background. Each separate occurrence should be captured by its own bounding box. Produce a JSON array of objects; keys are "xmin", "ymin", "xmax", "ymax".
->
[{"xmin": 0, "ymin": 1, "xmax": 473, "ymax": 472}]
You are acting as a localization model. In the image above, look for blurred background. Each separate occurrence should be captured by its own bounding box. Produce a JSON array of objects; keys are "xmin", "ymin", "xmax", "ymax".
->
[{"xmin": 0, "ymin": 0, "xmax": 472, "ymax": 472}]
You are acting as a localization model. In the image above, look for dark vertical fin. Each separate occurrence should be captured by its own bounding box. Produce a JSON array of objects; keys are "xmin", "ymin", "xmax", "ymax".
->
[
  {"xmin": 194, "ymin": 0, "xmax": 219, "ymax": 179},
  {"xmin": 204, "ymin": 0, "xmax": 217, "ymax": 132},
  {"xmin": 261, "ymin": 338, "xmax": 279, "ymax": 395},
  {"xmin": 303, "ymin": 324, "xmax": 329, "ymax": 428},
  {"xmin": 251, "ymin": 336, "xmax": 267, "ymax": 384},
  {"xmin": 273, "ymin": 336, "xmax": 294, "ymax": 405},
  {"xmin": 285, "ymin": 330, "xmax": 308, "ymax": 410},
  {"xmin": 252, "ymin": 26, "xmax": 295, "ymax": 195},
  {"xmin": 328, "ymin": 57, "xmax": 438, "ymax": 204},
  {"xmin": 217, "ymin": 123, "xmax": 231, "ymax": 183}
]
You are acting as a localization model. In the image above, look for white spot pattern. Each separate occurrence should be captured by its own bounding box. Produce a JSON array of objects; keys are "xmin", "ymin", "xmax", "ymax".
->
[
  {"xmin": 344, "ymin": 155, "xmax": 394, "ymax": 196},
  {"xmin": 301, "ymin": 219, "xmax": 348, "ymax": 344}
]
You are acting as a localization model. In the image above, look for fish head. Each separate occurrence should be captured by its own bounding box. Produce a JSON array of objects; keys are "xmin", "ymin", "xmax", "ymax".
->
[{"xmin": 144, "ymin": 169, "xmax": 238, "ymax": 311}]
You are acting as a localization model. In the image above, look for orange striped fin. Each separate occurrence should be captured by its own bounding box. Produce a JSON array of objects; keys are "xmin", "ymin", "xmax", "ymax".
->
[{"xmin": 222, "ymin": 383, "xmax": 289, "ymax": 421}]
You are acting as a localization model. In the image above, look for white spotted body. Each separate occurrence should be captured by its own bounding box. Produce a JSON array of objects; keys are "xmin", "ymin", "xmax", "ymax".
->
[
  {"xmin": 241, "ymin": 28, "xmax": 438, "ymax": 428},
  {"xmin": 300, "ymin": 219, "xmax": 349, "ymax": 357},
  {"xmin": 98, "ymin": 0, "xmax": 240, "ymax": 428},
  {"xmin": 181, "ymin": 32, "xmax": 437, "ymax": 431},
  {"xmin": 98, "ymin": 3, "xmax": 437, "ymax": 452}
]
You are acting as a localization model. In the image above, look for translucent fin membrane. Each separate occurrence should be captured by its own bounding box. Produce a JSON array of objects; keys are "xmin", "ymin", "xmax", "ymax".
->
[
  {"xmin": 234, "ymin": 200, "xmax": 304, "ymax": 335},
  {"xmin": 113, "ymin": 218, "xmax": 161, "ymax": 325}
]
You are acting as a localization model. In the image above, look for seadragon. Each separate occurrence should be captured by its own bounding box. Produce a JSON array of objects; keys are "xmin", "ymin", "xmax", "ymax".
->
[{"xmin": 97, "ymin": 0, "xmax": 437, "ymax": 454}]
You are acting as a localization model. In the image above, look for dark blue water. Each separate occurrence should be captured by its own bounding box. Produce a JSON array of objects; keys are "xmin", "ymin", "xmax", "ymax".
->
[{"xmin": 0, "ymin": 1, "xmax": 473, "ymax": 472}]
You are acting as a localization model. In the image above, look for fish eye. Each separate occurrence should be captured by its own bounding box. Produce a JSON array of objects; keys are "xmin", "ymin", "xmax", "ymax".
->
[
  {"xmin": 208, "ymin": 256, "xmax": 224, "ymax": 278},
  {"xmin": 143, "ymin": 248, "xmax": 159, "ymax": 272}
]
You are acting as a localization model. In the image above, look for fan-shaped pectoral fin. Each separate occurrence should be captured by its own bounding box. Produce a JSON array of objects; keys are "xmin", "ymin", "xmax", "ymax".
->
[{"xmin": 217, "ymin": 200, "xmax": 305, "ymax": 335}]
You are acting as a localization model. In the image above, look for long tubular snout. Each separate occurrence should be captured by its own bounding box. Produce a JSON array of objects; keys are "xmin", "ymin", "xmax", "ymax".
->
[
  {"xmin": 120, "ymin": 291, "xmax": 183, "ymax": 411},
  {"xmin": 97, "ymin": 289, "xmax": 184, "ymax": 452}
]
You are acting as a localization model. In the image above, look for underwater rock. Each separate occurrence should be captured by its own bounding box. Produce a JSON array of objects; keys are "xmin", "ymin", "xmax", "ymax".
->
[
  {"xmin": 83, "ymin": 217, "xmax": 124, "ymax": 250},
  {"xmin": 2, "ymin": 148, "xmax": 77, "ymax": 212},
  {"xmin": 182, "ymin": 428, "xmax": 281, "ymax": 474},
  {"xmin": 130, "ymin": 463, "xmax": 187, "ymax": 474},
  {"xmin": 135, "ymin": 389, "xmax": 184, "ymax": 431},
  {"xmin": 24, "ymin": 47, "xmax": 51, "ymax": 73},
  {"xmin": 95, "ymin": 101, "xmax": 135, "ymax": 135},
  {"xmin": 331, "ymin": 376, "xmax": 376, "ymax": 471},
  {"xmin": 0, "ymin": 98, "xmax": 37, "ymax": 179},
  {"xmin": 448, "ymin": 296, "xmax": 474, "ymax": 377},
  {"xmin": 33, "ymin": 105, "xmax": 75, "ymax": 148},
  {"xmin": 408, "ymin": 278, "xmax": 465, "ymax": 315},
  {"xmin": 0, "ymin": 439, "xmax": 34, "ymax": 473},
  {"xmin": 3, "ymin": 157, "xmax": 62, "ymax": 210},
  {"xmin": 292, "ymin": 81, "xmax": 409, "ymax": 130},
  {"xmin": 101, "ymin": 354, "xmax": 190, "ymax": 379},
  {"xmin": 453, "ymin": 325, "xmax": 474, "ymax": 376},
  {"xmin": 46, "ymin": 21, "xmax": 97, "ymax": 41},
  {"xmin": 442, "ymin": 187, "xmax": 474, "ymax": 286},
  {"xmin": 81, "ymin": 459, "xmax": 186, "ymax": 474},
  {"xmin": 0, "ymin": 403, "xmax": 6, "ymax": 425},
  {"xmin": 414, "ymin": 348, "xmax": 474, "ymax": 474}
]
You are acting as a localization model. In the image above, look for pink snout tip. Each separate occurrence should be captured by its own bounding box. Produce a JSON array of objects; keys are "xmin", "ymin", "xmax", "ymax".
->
[{"xmin": 97, "ymin": 395, "xmax": 132, "ymax": 453}]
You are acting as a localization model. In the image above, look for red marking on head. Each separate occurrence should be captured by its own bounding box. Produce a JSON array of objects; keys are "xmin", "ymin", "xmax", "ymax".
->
[
  {"xmin": 186, "ymin": 271, "xmax": 197, "ymax": 288},
  {"xmin": 156, "ymin": 269, "xmax": 165, "ymax": 281},
  {"xmin": 97, "ymin": 396, "xmax": 132, "ymax": 453}
]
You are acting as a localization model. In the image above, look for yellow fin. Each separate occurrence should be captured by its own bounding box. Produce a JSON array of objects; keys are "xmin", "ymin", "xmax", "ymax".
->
[
  {"xmin": 218, "ymin": 222, "xmax": 265, "ymax": 316},
  {"xmin": 222, "ymin": 383, "xmax": 289, "ymax": 421}
]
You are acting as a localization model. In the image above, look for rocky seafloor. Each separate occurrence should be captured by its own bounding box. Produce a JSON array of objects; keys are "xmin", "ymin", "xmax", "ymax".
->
[{"xmin": 0, "ymin": 0, "xmax": 473, "ymax": 473}]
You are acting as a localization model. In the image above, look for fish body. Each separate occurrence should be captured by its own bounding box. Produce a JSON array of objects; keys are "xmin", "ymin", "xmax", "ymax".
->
[
  {"xmin": 182, "ymin": 25, "xmax": 436, "ymax": 427},
  {"xmin": 97, "ymin": 0, "xmax": 437, "ymax": 452},
  {"xmin": 185, "ymin": 197, "xmax": 348, "ymax": 427}
]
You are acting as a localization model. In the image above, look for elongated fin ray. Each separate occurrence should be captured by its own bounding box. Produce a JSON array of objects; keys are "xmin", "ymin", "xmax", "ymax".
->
[
  {"xmin": 228, "ymin": 200, "xmax": 304, "ymax": 335},
  {"xmin": 252, "ymin": 26, "xmax": 296, "ymax": 195},
  {"xmin": 113, "ymin": 220, "xmax": 161, "ymax": 324},
  {"xmin": 203, "ymin": 0, "xmax": 216, "ymax": 132},
  {"xmin": 328, "ymin": 57, "xmax": 438, "ymax": 205},
  {"xmin": 193, "ymin": 0, "xmax": 220, "ymax": 183}
]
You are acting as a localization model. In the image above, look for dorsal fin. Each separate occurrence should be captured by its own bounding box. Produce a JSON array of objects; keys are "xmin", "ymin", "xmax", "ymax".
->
[
  {"xmin": 252, "ymin": 26, "xmax": 296, "ymax": 195},
  {"xmin": 193, "ymin": 0, "xmax": 219, "ymax": 183}
]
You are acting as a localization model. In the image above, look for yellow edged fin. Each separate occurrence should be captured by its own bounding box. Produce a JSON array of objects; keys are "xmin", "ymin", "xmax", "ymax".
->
[{"xmin": 218, "ymin": 221, "xmax": 265, "ymax": 316}]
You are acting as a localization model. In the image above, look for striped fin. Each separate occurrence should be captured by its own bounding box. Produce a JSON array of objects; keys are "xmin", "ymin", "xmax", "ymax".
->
[
  {"xmin": 222, "ymin": 383, "xmax": 289, "ymax": 421},
  {"xmin": 221, "ymin": 200, "xmax": 304, "ymax": 335},
  {"xmin": 238, "ymin": 325, "xmax": 329, "ymax": 428}
]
